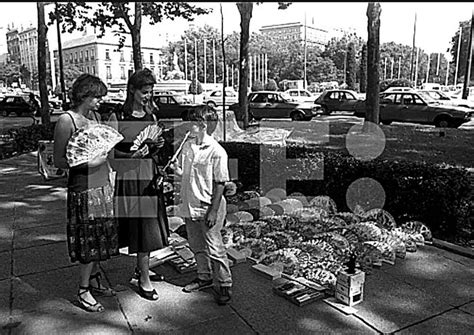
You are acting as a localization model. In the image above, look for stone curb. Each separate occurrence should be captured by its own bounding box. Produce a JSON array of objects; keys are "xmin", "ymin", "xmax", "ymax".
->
[{"xmin": 432, "ymin": 238, "xmax": 474, "ymax": 259}]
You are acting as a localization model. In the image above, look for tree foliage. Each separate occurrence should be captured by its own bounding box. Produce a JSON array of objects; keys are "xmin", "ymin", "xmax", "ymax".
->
[
  {"xmin": 359, "ymin": 44, "xmax": 367, "ymax": 92},
  {"xmin": 49, "ymin": 2, "xmax": 210, "ymax": 70},
  {"xmin": 346, "ymin": 42, "xmax": 357, "ymax": 90}
]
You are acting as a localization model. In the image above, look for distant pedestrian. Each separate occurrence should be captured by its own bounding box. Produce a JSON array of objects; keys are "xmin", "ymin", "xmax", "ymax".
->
[
  {"xmin": 108, "ymin": 68, "xmax": 169, "ymax": 301},
  {"xmin": 53, "ymin": 74, "xmax": 119, "ymax": 313},
  {"xmin": 169, "ymin": 105, "xmax": 233, "ymax": 305},
  {"xmin": 29, "ymin": 92, "xmax": 40, "ymax": 117}
]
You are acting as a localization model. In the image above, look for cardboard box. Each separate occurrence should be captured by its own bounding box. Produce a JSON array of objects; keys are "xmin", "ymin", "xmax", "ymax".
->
[
  {"xmin": 335, "ymin": 288, "xmax": 364, "ymax": 307},
  {"xmin": 273, "ymin": 279, "xmax": 326, "ymax": 307},
  {"xmin": 251, "ymin": 264, "xmax": 281, "ymax": 280},
  {"xmin": 336, "ymin": 270, "xmax": 365, "ymax": 287},
  {"xmin": 336, "ymin": 281, "xmax": 363, "ymax": 296},
  {"xmin": 227, "ymin": 248, "xmax": 247, "ymax": 264}
]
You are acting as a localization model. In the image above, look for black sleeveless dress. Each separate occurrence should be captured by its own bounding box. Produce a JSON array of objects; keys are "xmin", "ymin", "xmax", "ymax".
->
[{"xmin": 111, "ymin": 110, "xmax": 169, "ymax": 253}]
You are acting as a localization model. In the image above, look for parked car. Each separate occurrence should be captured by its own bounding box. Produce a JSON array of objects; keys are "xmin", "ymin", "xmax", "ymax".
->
[
  {"xmin": 314, "ymin": 89, "xmax": 362, "ymax": 115},
  {"xmin": 0, "ymin": 95, "xmax": 36, "ymax": 117},
  {"xmin": 383, "ymin": 87, "xmax": 416, "ymax": 93},
  {"xmin": 281, "ymin": 88, "xmax": 317, "ymax": 103},
  {"xmin": 229, "ymin": 91, "xmax": 321, "ymax": 121},
  {"xmin": 353, "ymin": 91, "xmax": 473, "ymax": 128},
  {"xmin": 203, "ymin": 89, "xmax": 238, "ymax": 107},
  {"xmin": 420, "ymin": 89, "xmax": 474, "ymax": 109},
  {"xmin": 153, "ymin": 94, "xmax": 206, "ymax": 120}
]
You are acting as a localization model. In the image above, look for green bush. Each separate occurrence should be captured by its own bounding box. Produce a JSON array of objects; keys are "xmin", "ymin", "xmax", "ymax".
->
[
  {"xmin": 221, "ymin": 142, "xmax": 471, "ymax": 241},
  {"xmin": 7, "ymin": 122, "xmax": 56, "ymax": 155},
  {"xmin": 252, "ymin": 80, "xmax": 264, "ymax": 92}
]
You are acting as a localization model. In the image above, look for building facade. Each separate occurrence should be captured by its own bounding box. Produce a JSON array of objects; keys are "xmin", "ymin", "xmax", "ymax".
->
[
  {"xmin": 54, "ymin": 34, "xmax": 163, "ymax": 91},
  {"xmin": 259, "ymin": 22, "xmax": 329, "ymax": 50},
  {"xmin": 6, "ymin": 27, "xmax": 20, "ymax": 64},
  {"xmin": 18, "ymin": 26, "xmax": 39, "ymax": 75}
]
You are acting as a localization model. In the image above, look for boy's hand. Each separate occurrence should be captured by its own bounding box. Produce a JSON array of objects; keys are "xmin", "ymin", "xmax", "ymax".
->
[
  {"xmin": 224, "ymin": 181, "xmax": 237, "ymax": 197},
  {"xmin": 205, "ymin": 209, "xmax": 218, "ymax": 228}
]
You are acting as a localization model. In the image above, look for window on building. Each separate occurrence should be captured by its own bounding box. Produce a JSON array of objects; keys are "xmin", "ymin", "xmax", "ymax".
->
[
  {"xmin": 85, "ymin": 50, "xmax": 89, "ymax": 61},
  {"xmin": 92, "ymin": 66, "xmax": 96, "ymax": 75},
  {"xmin": 91, "ymin": 49, "xmax": 95, "ymax": 60},
  {"xmin": 105, "ymin": 49, "xmax": 110, "ymax": 60},
  {"xmin": 150, "ymin": 53, "xmax": 154, "ymax": 64},
  {"xmin": 106, "ymin": 66, "xmax": 112, "ymax": 79},
  {"xmin": 120, "ymin": 66, "xmax": 125, "ymax": 79},
  {"xmin": 80, "ymin": 51, "xmax": 83, "ymax": 62},
  {"xmin": 130, "ymin": 52, "xmax": 133, "ymax": 63},
  {"xmin": 74, "ymin": 52, "xmax": 78, "ymax": 63},
  {"xmin": 120, "ymin": 50, "xmax": 124, "ymax": 62}
]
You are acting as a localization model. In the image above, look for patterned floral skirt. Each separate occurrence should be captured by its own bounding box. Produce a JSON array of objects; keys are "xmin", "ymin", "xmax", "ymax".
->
[{"xmin": 67, "ymin": 183, "xmax": 119, "ymax": 264}]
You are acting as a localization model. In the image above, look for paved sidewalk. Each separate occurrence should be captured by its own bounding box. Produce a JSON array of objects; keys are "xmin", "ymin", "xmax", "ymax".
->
[{"xmin": 1, "ymin": 152, "xmax": 473, "ymax": 335}]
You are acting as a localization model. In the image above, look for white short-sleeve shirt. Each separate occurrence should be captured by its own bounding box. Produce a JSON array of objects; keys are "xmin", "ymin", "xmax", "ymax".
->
[{"xmin": 178, "ymin": 133, "xmax": 230, "ymax": 219}]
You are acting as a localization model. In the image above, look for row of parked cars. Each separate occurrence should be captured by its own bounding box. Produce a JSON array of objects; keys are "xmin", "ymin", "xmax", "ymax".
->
[
  {"xmin": 228, "ymin": 87, "xmax": 473, "ymax": 128},
  {"xmin": 2, "ymin": 87, "xmax": 472, "ymax": 129}
]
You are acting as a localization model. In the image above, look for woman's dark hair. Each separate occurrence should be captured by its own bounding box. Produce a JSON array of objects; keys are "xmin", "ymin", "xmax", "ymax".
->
[
  {"xmin": 188, "ymin": 105, "xmax": 218, "ymax": 135},
  {"xmin": 68, "ymin": 74, "xmax": 107, "ymax": 109},
  {"xmin": 121, "ymin": 68, "xmax": 157, "ymax": 119}
]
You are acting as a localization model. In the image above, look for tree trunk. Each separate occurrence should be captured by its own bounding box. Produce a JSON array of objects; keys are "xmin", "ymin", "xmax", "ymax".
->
[
  {"xmin": 37, "ymin": 2, "xmax": 50, "ymax": 125},
  {"xmin": 462, "ymin": 11, "xmax": 473, "ymax": 99},
  {"xmin": 237, "ymin": 2, "xmax": 253, "ymax": 129},
  {"xmin": 132, "ymin": 2, "xmax": 143, "ymax": 71},
  {"xmin": 365, "ymin": 2, "xmax": 381, "ymax": 127}
]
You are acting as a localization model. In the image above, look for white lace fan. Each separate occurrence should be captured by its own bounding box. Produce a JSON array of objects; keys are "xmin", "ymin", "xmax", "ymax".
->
[
  {"xmin": 66, "ymin": 123, "xmax": 124, "ymax": 167},
  {"xmin": 130, "ymin": 124, "xmax": 163, "ymax": 151}
]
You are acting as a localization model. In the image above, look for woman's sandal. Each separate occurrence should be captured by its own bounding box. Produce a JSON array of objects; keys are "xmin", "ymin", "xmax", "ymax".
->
[
  {"xmin": 77, "ymin": 286, "xmax": 105, "ymax": 312},
  {"xmin": 137, "ymin": 278, "xmax": 159, "ymax": 301},
  {"xmin": 89, "ymin": 272, "xmax": 116, "ymax": 297},
  {"xmin": 134, "ymin": 267, "xmax": 165, "ymax": 282}
]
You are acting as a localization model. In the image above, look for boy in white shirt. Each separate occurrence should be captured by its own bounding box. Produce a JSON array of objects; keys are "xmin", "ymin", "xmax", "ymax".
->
[{"xmin": 170, "ymin": 106, "xmax": 232, "ymax": 305}]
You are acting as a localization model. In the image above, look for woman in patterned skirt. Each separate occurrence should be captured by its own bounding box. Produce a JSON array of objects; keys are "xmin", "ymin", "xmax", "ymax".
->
[
  {"xmin": 108, "ymin": 68, "xmax": 169, "ymax": 301},
  {"xmin": 53, "ymin": 74, "xmax": 119, "ymax": 312}
]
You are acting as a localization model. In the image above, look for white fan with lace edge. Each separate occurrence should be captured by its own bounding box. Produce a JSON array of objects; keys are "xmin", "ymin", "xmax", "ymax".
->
[
  {"xmin": 66, "ymin": 123, "xmax": 124, "ymax": 167},
  {"xmin": 130, "ymin": 124, "xmax": 163, "ymax": 151}
]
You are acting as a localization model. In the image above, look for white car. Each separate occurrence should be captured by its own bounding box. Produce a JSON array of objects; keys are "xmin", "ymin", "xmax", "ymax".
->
[
  {"xmin": 281, "ymin": 89, "xmax": 316, "ymax": 103},
  {"xmin": 204, "ymin": 89, "xmax": 238, "ymax": 107},
  {"xmin": 383, "ymin": 87, "xmax": 416, "ymax": 93},
  {"xmin": 421, "ymin": 90, "xmax": 474, "ymax": 109}
]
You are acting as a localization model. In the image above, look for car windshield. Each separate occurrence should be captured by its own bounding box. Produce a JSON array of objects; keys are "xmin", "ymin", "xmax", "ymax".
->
[{"xmin": 417, "ymin": 92, "xmax": 437, "ymax": 104}]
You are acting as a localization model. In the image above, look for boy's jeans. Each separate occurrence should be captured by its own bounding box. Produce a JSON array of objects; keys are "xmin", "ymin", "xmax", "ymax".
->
[{"xmin": 185, "ymin": 199, "xmax": 232, "ymax": 288}]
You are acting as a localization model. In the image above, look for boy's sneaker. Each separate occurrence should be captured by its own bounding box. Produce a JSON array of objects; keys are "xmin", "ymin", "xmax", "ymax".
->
[
  {"xmin": 183, "ymin": 278, "xmax": 213, "ymax": 293},
  {"xmin": 215, "ymin": 286, "xmax": 232, "ymax": 305}
]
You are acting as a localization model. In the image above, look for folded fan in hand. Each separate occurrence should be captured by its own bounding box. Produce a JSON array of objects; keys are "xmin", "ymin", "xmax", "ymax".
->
[
  {"xmin": 66, "ymin": 123, "xmax": 124, "ymax": 167},
  {"xmin": 130, "ymin": 124, "xmax": 163, "ymax": 151}
]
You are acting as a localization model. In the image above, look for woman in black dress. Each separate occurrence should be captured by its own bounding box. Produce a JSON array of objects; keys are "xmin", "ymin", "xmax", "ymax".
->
[
  {"xmin": 53, "ymin": 74, "xmax": 119, "ymax": 312},
  {"xmin": 108, "ymin": 68, "xmax": 169, "ymax": 300}
]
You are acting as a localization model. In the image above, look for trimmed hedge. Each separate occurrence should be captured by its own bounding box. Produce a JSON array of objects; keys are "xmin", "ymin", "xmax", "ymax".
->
[
  {"xmin": 221, "ymin": 142, "xmax": 472, "ymax": 241},
  {"xmin": 0, "ymin": 123, "xmax": 56, "ymax": 159}
]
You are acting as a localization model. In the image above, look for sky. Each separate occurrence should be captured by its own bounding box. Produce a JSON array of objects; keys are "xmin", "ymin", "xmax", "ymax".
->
[{"xmin": 0, "ymin": 2, "xmax": 472, "ymax": 56}]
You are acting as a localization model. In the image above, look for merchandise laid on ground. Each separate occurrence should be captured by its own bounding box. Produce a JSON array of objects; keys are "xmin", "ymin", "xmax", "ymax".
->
[{"xmin": 163, "ymin": 187, "xmax": 433, "ymax": 312}]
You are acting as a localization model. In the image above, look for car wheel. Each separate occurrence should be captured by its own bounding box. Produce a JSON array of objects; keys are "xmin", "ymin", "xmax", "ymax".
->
[
  {"xmin": 291, "ymin": 111, "xmax": 305, "ymax": 121},
  {"xmin": 321, "ymin": 106, "xmax": 330, "ymax": 115},
  {"xmin": 434, "ymin": 116, "xmax": 452, "ymax": 128},
  {"xmin": 207, "ymin": 101, "xmax": 217, "ymax": 108}
]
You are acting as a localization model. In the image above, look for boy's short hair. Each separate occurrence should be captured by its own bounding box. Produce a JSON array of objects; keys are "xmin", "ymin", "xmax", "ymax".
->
[
  {"xmin": 69, "ymin": 74, "xmax": 107, "ymax": 109},
  {"xmin": 188, "ymin": 105, "xmax": 219, "ymax": 135}
]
